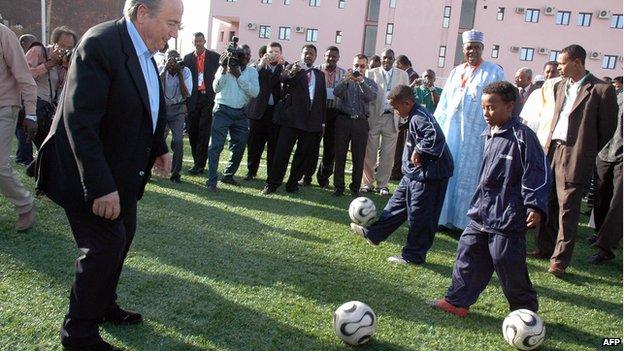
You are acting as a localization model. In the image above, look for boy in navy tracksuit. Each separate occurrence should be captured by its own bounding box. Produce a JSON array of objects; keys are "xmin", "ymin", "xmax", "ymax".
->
[
  {"xmin": 429, "ymin": 81, "xmax": 550, "ymax": 317},
  {"xmin": 350, "ymin": 85, "xmax": 453, "ymax": 265}
]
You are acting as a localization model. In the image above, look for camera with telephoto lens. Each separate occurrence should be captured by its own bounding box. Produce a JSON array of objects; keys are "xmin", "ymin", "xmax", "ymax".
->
[
  {"xmin": 414, "ymin": 77, "xmax": 428, "ymax": 86},
  {"xmin": 175, "ymin": 58, "xmax": 185, "ymax": 68},
  {"xmin": 222, "ymin": 36, "xmax": 245, "ymax": 68},
  {"xmin": 352, "ymin": 70, "xmax": 361, "ymax": 78},
  {"xmin": 62, "ymin": 48, "xmax": 73, "ymax": 60}
]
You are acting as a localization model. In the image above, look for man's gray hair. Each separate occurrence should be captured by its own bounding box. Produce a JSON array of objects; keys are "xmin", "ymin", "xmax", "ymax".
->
[
  {"xmin": 518, "ymin": 67, "xmax": 533, "ymax": 79},
  {"xmin": 124, "ymin": 0, "xmax": 163, "ymax": 20}
]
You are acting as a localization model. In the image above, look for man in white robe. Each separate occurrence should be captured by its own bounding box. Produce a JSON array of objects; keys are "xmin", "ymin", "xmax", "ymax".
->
[{"xmin": 435, "ymin": 29, "xmax": 505, "ymax": 229}]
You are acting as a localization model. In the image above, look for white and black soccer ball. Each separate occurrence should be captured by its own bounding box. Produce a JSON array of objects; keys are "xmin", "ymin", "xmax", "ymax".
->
[
  {"xmin": 502, "ymin": 309, "xmax": 545, "ymax": 350},
  {"xmin": 333, "ymin": 301, "xmax": 376, "ymax": 346},
  {"xmin": 349, "ymin": 197, "xmax": 377, "ymax": 226}
]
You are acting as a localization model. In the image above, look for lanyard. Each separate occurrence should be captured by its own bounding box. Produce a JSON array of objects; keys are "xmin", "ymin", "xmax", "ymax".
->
[{"xmin": 459, "ymin": 61, "xmax": 482, "ymax": 89}]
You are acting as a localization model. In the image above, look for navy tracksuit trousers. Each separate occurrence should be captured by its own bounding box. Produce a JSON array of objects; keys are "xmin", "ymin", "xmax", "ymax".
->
[
  {"xmin": 364, "ymin": 176, "xmax": 448, "ymax": 264},
  {"xmin": 445, "ymin": 222, "xmax": 538, "ymax": 312}
]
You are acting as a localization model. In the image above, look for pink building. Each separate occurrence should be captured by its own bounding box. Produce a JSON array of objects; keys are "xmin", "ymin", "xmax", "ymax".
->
[{"xmin": 208, "ymin": 0, "xmax": 623, "ymax": 80}]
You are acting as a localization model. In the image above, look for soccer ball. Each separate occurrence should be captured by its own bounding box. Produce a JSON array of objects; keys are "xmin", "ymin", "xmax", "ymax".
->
[
  {"xmin": 333, "ymin": 301, "xmax": 376, "ymax": 346},
  {"xmin": 349, "ymin": 197, "xmax": 377, "ymax": 226},
  {"xmin": 502, "ymin": 309, "xmax": 545, "ymax": 350}
]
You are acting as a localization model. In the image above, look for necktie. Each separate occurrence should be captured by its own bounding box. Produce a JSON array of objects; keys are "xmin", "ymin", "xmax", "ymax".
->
[{"xmin": 307, "ymin": 71, "xmax": 312, "ymax": 85}]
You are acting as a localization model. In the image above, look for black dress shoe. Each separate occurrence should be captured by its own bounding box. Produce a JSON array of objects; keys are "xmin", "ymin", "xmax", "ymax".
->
[
  {"xmin": 103, "ymin": 306, "xmax": 143, "ymax": 325},
  {"xmin": 244, "ymin": 173, "xmax": 255, "ymax": 181},
  {"xmin": 588, "ymin": 252, "xmax": 615, "ymax": 265},
  {"xmin": 64, "ymin": 340, "xmax": 123, "ymax": 351},
  {"xmin": 332, "ymin": 189, "xmax": 343, "ymax": 197},
  {"xmin": 170, "ymin": 174, "xmax": 181, "ymax": 183},
  {"xmin": 187, "ymin": 166, "xmax": 204, "ymax": 175},
  {"xmin": 220, "ymin": 176, "xmax": 240, "ymax": 186},
  {"xmin": 587, "ymin": 234, "xmax": 599, "ymax": 244},
  {"xmin": 261, "ymin": 185, "xmax": 276, "ymax": 195},
  {"xmin": 285, "ymin": 186, "xmax": 299, "ymax": 193},
  {"xmin": 317, "ymin": 179, "xmax": 329, "ymax": 188}
]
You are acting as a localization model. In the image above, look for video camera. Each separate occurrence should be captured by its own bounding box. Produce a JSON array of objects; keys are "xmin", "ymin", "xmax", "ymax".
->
[{"xmin": 222, "ymin": 36, "xmax": 245, "ymax": 68}]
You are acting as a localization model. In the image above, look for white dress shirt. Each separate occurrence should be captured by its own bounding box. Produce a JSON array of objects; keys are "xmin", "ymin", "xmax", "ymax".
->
[{"xmin": 552, "ymin": 75, "xmax": 588, "ymax": 142}]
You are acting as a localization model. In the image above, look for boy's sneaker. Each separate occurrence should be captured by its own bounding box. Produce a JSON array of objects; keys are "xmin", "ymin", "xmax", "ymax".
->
[
  {"xmin": 379, "ymin": 187, "xmax": 390, "ymax": 196},
  {"xmin": 426, "ymin": 299, "xmax": 468, "ymax": 318},
  {"xmin": 350, "ymin": 223, "xmax": 378, "ymax": 246}
]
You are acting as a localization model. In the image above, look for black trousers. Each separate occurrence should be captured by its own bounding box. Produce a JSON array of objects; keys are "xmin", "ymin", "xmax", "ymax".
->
[
  {"xmin": 593, "ymin": 157, "xmax": 622, "ymax": 257},
  {"xmin": 60, "ymin": 202, "xmax": 137, "ymax": 347},
  {"xmin": 303, "ymin": 108, "xmax": 339, "ymax": 183},
  {"xmin": 333, "ymin": 114, "xmax": 369, "ymax": 193},
  {"xmin": 246, "ymin": 106, "xmax": 280, "ymax": 177},
  {"xmin": 187, "ymin": 93, "xmax": 214, "ymax": 169},
  {"xmin": 267, "ymin": 126, "xmax": 318, "ymax": 191}
]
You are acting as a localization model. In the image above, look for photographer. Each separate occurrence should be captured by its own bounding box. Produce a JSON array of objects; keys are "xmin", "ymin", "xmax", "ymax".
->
[
  {"xmin": 206, "ymin": 43, "xmax": 259, "ymax": 191},
  {"xmin": 25, "ymin": 26, "xmax": 76, "ymax": 149},
  {"xmin": 332, "ymin": 54, "xmax": 378, "ymax": 197},
  {"xmin": 160, "ymin": 49, "xmax": 192, "ymax": 183},
  {"xmin": 411, "ymin": 69, "xmax": 442, "ymax": 114}
]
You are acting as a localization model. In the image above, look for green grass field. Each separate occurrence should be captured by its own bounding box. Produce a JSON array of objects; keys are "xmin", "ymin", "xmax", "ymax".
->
[{"xmin": 0, "ymin": 138, "xmax": 621, "ymax": 351}]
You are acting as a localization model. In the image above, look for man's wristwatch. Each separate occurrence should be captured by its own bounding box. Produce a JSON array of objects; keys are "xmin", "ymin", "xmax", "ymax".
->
[{"xmin": 25, "ymin": 114, "xmax": 37, "ymax": 122}]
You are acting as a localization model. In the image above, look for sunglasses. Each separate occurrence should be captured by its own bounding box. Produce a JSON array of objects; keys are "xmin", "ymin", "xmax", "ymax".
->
[{"xmin": 354, "ymin": 64, "xmax": 367, "ymax": 68}]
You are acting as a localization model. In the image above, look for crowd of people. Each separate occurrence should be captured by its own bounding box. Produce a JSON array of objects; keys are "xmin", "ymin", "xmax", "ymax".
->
[{"xmin": 0, "ymin": 0, "xmax": 621, "ymax": 349}]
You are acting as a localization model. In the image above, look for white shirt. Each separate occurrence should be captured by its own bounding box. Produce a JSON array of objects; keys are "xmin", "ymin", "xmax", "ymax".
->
[
  {"xmin": 382, "ymin": 68, "xmax": 394, "ymax": 111},
  {"xmin": 552, "ymin": 76, "xmax": 588, "ymax": 142},
  {"xmin": 307, "ymin": 68, "xmax": 316, "ymax": 103}
]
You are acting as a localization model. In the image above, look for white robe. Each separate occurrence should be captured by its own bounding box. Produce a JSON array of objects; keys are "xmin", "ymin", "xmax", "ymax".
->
[{"xmin": 434, "ymin": 60, "xmax": 505, "ymax": 229}]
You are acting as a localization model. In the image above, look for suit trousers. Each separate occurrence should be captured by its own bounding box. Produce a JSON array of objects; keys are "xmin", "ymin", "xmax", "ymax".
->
[
  {"xmin": 364, "ymin": 176, "xmax": 448, "ymax": 263},
  {"xmin": 536, "ymin": 143, "xmax": 585, "ymax": 267},
  {"xmin": 165, "ymin": 103, "xmax": 187, "ymax": 177},
  {"xmin": 363, "ymin": 112, "xmax": 398, "ymax": 189},
  {"xmin": 0, "ymin": 106, "xmax": 34, "ymax": 214},
  {"xmin": 593, "ymin": 157, "xmax": 622, "ymax": 257},
  {"xmin": 207, "ymin": 104, "xmax": 249, "ymax": 186},
  {"xmin": 267, "ymin": 126, "xmax": 318, "ymax": 191},
  {"xmin": 310, "ymin": 108, "xmax": 339, "ymax": 184},
  {"xmin": 445, "ymin": 224, "xmax": 538, "ymax": 312},
  {"xmin": 187, "ymin": 93, "xmax": 214, "ymax": 169},
  {"xmin": 333, "ymin": 115, "xmax": 369, "ymax": 193},
  {"xmin": 391, "ymin": 124, "xmax": 408, "ymax": 179},
  {"xmin": 60, "ymin": 201, "xmax": 137, "ymax": 347},
  {"xmin": 246, "ymin": 106, "xmax": 279, "ymax": 178}
]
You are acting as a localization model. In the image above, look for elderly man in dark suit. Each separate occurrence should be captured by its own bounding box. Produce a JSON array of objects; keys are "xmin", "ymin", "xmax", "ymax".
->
[
  {"xmin": 244, "ymin": 41, "xmax": 285, "ymax": 180},
  {"xmin": 530, "ymin": 44, "xmax": 618, "ymax": 278},
  {"xmin": 183, "ymin": 32, "xmax": 220, "ymax": 175},
  {"xmin": 35, "ymin": 0, "xmax": 180, "ymax": 349},
  {"xmin": 262, "ymin": 44, "xmax": 327, "ymax": 194}
]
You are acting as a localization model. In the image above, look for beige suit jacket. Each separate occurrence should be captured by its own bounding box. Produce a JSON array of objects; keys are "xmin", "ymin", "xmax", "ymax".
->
[{"xmin": 366, "ymin": 67, "xmax": 410, "ymax": 132}]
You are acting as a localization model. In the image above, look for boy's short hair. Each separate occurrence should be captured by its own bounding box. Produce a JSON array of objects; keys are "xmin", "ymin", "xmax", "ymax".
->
[
  {"xmin": 483, "ymin": 81, "xmax": 518, "ymax": 103},
  {"xmin": 388, "ymin": 85, "xmax": 415, "ymax": 103}
]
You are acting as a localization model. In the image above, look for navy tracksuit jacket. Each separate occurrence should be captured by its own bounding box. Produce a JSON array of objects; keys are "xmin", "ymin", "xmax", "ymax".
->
[
  {"xmin": 445, "ymin": 116, "xmax": 551, "ymax": 312},
  {"xmin": 364, "ymin": 104, "xmax": 453, "ymax": 264}
]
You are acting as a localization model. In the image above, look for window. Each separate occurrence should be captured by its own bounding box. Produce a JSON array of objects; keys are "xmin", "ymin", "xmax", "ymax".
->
[
  {"xmin": 389, "ymin": 0, "xmax": 396, "ymax": 8},
  {"xmin": 335, "ymin": 30, "xmax": 342, "ymax": 44},
  {"xmin": 525, "ymin": 9, "xmax": 539, "ymax": 23},
  {"xmin": 438, "ymin": 46, "xmax": 446, "ymax": 68},
  {"xmin": 306, "ymin": 28, "xmax": 318, "ymax": 42},
  {"xmin": 442, "ymin": 6, "xmax": 451, "ymax": 28},
  {"xmin": 577, "ymin": 12, "xmax": 592, "ymax": 27},
  {"xmin": 385, "ymin": 23, "xmax": 394, "ymax": 44},
  {"xmin": 363, "ymin": 25, "xmax": 377, "ymax": 56},
  {"xmin": 309, "ymin": 0, "xmax": 320, "ymax": 6},
  {"xmin": 603, "ymin": 55, "xmax": 617, "ymax": 69},
  {"xmin": 338, "ymin": 0, "xmax": 345, "ymax": 8},
  {"xmin": 549, "ymin": 50, "xmax": 560, "ymax": 61},
  {"xmin": 520, "ymin": 47, "xmax": 534, "ymax": 61},
  {"xmin": 367, "ymin": 0, "xmax": 381, "ymax": 21},
  {"xmin": 491, "ymin": 44, "xmax": 499, "ymax": 58},
  {"xmin": 496, "ymin": 7, "xmax": 505, "ymax": 21},
  {"xmin": 261, "ymin": 0, "xmax": 272, "ymax": 3},
  {"xmin": 259, "ymin": 25, "xmax": 270, "ymax": 39},
  {"xmin": 278, "ymin": 26, "xmax": 291, "ymax": 40},
  {"xmin": 284, "ymin": 0, "xmax": 291, "ymax": 4},
  {"xmin": 226, "ymin": 0, "xmax": 236, "ymax": 2},
  {"xmin": 612, "ymin": 14, "xmax": 623, "ymax": 28},
  {"xmin": 556, "ymin": 11, "xmax": 570, "ymax": 25}
]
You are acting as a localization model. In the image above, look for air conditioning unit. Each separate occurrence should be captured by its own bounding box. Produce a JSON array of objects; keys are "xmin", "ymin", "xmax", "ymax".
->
[
  {"xmin": 538, "ymin": 47, "xmax": 549, "ymax": 55},
  {"xmin": 597, "ymin": 10, "xmax": 610, "ymax": 19},
  {"xmin": 544, "ymin": 6, "xmax": 555, "ymax": 15},
  {"xmin": 589, "ymin": 51, "xmax": 602, "ymax": 60},
  {"xmin": 247, "ymin": 22, "xmax": 257, "ymax": 30},
  {"xmin": 514, "ymin": 7, "xmax": 525, "ymax": 14},
  {"xmin": 510, "ymin": 46, "xmax": 520, "ymax": 53},
  {"xmin": 295, "ymin": 26, "xmax": 305, "ymax": 33}
]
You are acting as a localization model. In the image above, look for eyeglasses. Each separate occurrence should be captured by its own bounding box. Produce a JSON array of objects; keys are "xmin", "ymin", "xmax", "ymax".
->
[{"xmin": 354, "ymin": 64, "xmax": 367, "ymax": 68}]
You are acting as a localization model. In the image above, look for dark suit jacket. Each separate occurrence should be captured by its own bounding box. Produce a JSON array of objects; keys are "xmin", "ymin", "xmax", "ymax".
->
[
  {"xmin": 183, "ymin": 48, "xmax": 220, "ymax": 112},
  {"xmin": 244, "ymin": 63, "xmax": 284, "ymax": 120},
  {"xmin": 513, "ymin": 83, "xmax": 540, "ymax": 117},
  {"xmin": 35, "ymin": 18, "xmax": 168, "ymax": 215},
  {"xmin": 278, "ymin": 65, "xmax": 326, "ymax": 133},
  {"xmin": 545, "ymin": 73, "xmax": 618, "ymax": 183}
]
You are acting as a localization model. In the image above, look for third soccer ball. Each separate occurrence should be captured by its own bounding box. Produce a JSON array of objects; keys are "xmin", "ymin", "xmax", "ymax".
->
[
  {"xmin": 502, "ymin": 309, "xmax": 545, "ymax": 350},
  {"xmin": 333, "ymin": 301, "xmax": 376, "ymax": 346},
  {"xmin": 349, "ymin": 197, "xmax": 377, "ymax": 226}
]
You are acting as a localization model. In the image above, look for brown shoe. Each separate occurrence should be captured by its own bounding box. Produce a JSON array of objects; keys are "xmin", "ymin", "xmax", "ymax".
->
[
  {"xmin": 548, "ymin": 262, "xmax": 565, "ymax": 278},
  {"xmin": 15, "ymin": 204, "xmax": 36, "ymax": 232},
  {"xmin": 527, "ymin": 250, "xmax": 549, "ymax": 259}
]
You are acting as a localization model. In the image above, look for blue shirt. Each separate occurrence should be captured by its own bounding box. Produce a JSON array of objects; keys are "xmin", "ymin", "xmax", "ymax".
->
[
  {"xmin": 126, "ymin": 19, "xmax": 159, "ymax": 132},
  {"xmin": 213, "ymin": 65, "xmax": 259, "ymax": 109}
]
